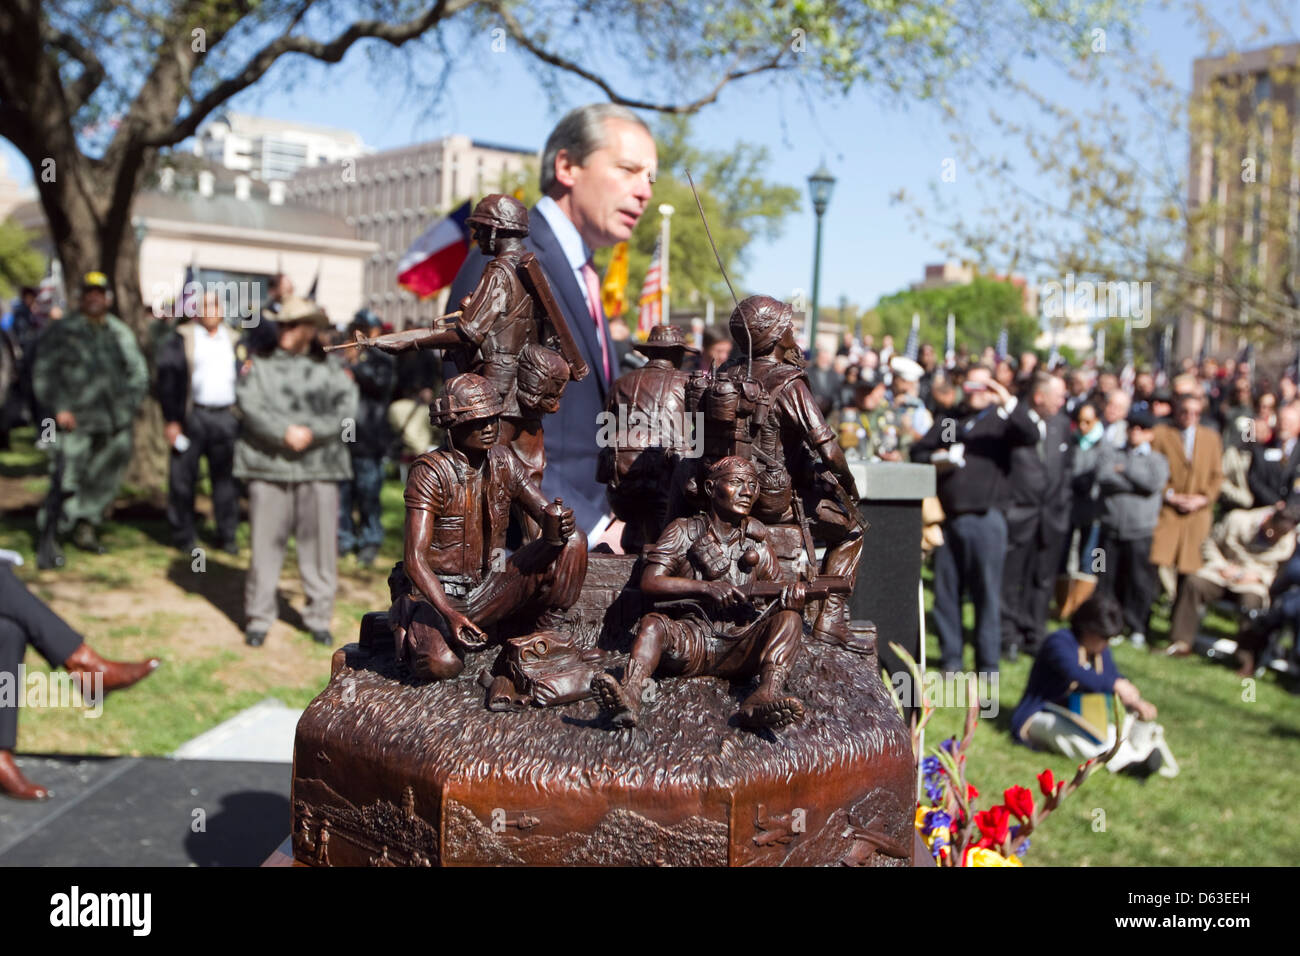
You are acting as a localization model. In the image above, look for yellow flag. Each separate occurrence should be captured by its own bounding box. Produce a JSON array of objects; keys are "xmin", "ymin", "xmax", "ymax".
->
[{"xmin": 602, "ymin": 241, "xmax": 629, "ymax": 318}]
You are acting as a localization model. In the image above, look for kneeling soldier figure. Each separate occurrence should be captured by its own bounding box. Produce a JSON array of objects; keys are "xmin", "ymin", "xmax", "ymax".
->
[
  {"xmin": 592, "ymin": 455, "xmax": 809, "ymax": 730},
  {"xmin": 389, "ymin": 373, "xmax": 587, "ymax": 681}
]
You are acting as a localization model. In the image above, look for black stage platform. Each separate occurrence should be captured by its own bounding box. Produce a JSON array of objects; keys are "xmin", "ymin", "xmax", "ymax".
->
[{"xmin": 0, "ymin": 755, "xmax": 290, "ymax": 866}]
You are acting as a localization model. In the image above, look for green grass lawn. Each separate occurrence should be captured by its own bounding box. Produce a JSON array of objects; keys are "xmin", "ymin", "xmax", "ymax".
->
[
  {"xmin": 916, "ymin": 567, "xmax": 1300, "ymax": 866},
  {"xmin": 4, "ymin": 425, "xmax": 1299, "ymax": 863}
]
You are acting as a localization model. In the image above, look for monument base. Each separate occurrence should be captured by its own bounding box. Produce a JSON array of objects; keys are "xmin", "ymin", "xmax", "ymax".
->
[{"xmin": 291, "ymin": 557, "xmax": 919, "ymax": 866}]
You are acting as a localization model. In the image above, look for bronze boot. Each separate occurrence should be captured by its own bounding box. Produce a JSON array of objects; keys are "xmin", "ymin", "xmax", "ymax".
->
[
  {"xmin": 739, "ymin": 663, "xmax": 805, "ymax": 730},
  {"xmin": 0, "ymin": 750, "xmax": 49, "ymax": 800},
  {"xmin": 812, "ymin": 594, "xmax": 852, "ymax": 648},
  {"xmin": 63, "ymin": 643, "xmax": 160, "ymax": 694},
  {"xmin": 591, "ymin": 658, "xmax": 650, "ymax": 728}
]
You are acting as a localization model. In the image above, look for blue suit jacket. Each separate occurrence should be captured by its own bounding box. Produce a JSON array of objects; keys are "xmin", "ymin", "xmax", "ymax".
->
[{"xmin": 446, "ymin": 207, "xmax": 612, "ymax": 535}]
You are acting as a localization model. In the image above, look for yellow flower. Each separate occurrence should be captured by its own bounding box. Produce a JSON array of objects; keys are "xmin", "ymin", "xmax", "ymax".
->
[
  {"xmin": 915, "ymin": 807, "xmax": 930, "ymax": 830},
  {"xmin": 965, "ymin": 847, "xmax": 1023, "ymax": 867}
]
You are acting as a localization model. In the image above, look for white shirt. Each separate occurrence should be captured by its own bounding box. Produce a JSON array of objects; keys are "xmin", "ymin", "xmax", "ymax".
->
[
  {"xmin": 536, "ymin": 195, "xmax": 597, "ymax": 314},
  {"xmin": 535, "ymin": 195, "xmax": 609, "ymax": 367},
  {"xmin": 191, "ymin": 323, "xmax": 236, "ymax": 407}
]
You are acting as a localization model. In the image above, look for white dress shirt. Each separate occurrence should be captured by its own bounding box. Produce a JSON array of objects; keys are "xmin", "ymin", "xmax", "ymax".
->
[
  {"xmin": 191, "ymin": 323, "xmax": 237, "ymax": 407},
  {"xmin": 535, "ymin": 195, "xmax": 609, "ymax": 369}
]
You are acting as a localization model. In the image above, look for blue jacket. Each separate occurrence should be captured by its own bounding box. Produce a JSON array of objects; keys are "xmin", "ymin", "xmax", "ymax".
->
[
  {"xmin": 1009, "ymin": 628, "xmax": 1121, "ymax": 742},
  {"xmin": 447, "ymin": 207, "xmax": 613, "ymax": 535}
]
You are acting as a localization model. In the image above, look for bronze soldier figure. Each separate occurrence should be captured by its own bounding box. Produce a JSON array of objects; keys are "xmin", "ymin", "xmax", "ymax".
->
[
  {"xmin": 591, "ymin": 456, "xmax": 810, "ymax": 731},
  {"xmin": 388, "ymin": 373, "xmax": 587, "ymax": 682},
  {"xmin": 597, "ymin": 324, "xmax": 698, "ymax": 553},
  {"xmin": 360, "ymin": 195, "xmax": 586, "ymax": 518},
  {"xmin": 687, "ymin": 295, "xmax": 865, "ymax": 650}
]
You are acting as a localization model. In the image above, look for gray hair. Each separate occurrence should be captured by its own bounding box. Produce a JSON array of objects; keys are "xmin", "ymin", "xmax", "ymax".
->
[{"xmin": 539, "ymin": 103, "xmax": 651, "ymax": 195}]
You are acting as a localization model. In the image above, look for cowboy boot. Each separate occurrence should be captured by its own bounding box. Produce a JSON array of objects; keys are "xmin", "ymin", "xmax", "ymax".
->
[
  {"xmin": 0, "ymin": 750, "xmax": 49, "ymax": 800},
  {"xmin": 62, "ymin": 643, "xmax": 160, "ymax": 694},
  {"xmin": 591, "ymin": 658, "xmax": 651, "ymax": 728},
  {"xmin": 738, "ymin": 662, "xmax": 805, "ymax": 730}
]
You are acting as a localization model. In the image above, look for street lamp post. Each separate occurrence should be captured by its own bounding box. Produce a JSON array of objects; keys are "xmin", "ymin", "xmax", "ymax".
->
[
  {"xmin": 659, "ymin": 203, "xmax": 674, "ymax": 325},
  {"xmin": 807, "ymin": 161, "xmax": 836, "ymax": 351}
]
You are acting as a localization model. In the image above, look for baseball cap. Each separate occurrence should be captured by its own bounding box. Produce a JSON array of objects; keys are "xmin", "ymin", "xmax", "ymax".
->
[{"xmin": 82, "ymin": 271, "xmax": 110, "ymax": 290}]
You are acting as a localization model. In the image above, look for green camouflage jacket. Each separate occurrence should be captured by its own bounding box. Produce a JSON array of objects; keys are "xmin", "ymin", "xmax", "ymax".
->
[
  {"xmin": 32, "ymin": 310, "xmax": 148, "ymax": 433},
  {"xmin": 234, "ymin": 348, "xmax": 358, "ymax": 483}
]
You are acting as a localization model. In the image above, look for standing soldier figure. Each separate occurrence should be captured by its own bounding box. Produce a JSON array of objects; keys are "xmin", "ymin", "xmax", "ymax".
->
[
  {"xmin": 32, "ymin": 271, "xmax": 148, "ymax": 560},
  {"xmin": 598, "ymin": 324, "xmax": 697, "ymax": 554},
  {"xmin": 360, "ymin": 194, "xmax": 586, "ymax": 522}
]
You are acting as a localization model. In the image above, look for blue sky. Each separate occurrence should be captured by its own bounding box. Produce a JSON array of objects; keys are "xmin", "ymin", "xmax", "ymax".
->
[{"xmin": 4, "ymin": 3, "xmax": 1297, "ymax": 312}]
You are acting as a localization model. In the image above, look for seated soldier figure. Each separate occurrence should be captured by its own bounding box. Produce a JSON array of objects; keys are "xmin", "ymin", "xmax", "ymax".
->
[
  {"xmin": 591, "ymin": 455, "xmax": 807, "ymax": 731},
  {"xmin": 388, "ymin": 373, "xmax": 587, "ymax": 681}
]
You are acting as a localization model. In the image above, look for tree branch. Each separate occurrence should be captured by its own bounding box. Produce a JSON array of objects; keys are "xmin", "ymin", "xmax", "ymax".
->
[
  {"xmin": 145, "ymin": 0, "xmax": 469, "ymax": 147},
  {"xmin": 491, "ymin": 2, "xmax": 789, "ymax": 114},
  {"xmin": 45, "ymin": 27, "xmax": 106, "ymax": 111}
]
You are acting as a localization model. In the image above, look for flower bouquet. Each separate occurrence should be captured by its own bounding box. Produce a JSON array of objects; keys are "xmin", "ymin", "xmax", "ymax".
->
[{"xmin": 888, "ymin": 643, "xmax": 1121, "ymax": 867}]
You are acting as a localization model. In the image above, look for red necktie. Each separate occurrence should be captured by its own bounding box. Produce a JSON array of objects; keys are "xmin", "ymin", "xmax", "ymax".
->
[{"xmin": 581, "ymin": 259, "xmax": 611, "ymax": 382}]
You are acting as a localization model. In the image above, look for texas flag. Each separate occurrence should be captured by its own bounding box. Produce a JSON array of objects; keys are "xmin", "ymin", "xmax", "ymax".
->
[{"xmin": 396, "ymin": 200, "xmax": 472, "ymax": 297}]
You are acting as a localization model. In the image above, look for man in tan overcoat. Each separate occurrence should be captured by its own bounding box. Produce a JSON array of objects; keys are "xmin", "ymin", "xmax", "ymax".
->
[{"xmin": 1150, "ymin": 392, "xmax": 1223, "ymax": 651}]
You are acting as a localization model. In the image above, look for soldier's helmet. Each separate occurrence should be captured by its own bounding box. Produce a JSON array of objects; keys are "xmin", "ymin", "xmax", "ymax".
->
[
  {"xmin": 467, "ymin": 194, "xmax": 529, "ymax": 238},
  {"xmin": 729, "ymin": 295, "xmax": 793, "ymax": 354},
  {"xmin": 430, "ymin": 373, "xmax": 504, "ymax": 428}
]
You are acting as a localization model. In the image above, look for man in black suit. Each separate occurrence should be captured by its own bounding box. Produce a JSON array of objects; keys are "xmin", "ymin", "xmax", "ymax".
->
[
  {"xmin": 1248, "ymin": 400, "xmax": 1300, "ymax": 507},
  {"xmin": 447, "ymin": 104, "xmax": 657, "ymax": 540},
  {"xmin": 999, "ymin": 373, "xmax": 1072, "ymax": 659},
  {"xmin": 911, "ymin": 365, "xmax": 1038, "ymax": 675}
]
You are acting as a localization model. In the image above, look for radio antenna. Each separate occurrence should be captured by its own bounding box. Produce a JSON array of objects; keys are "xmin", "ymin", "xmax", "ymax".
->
[{"xmin": 686, "ymin": 168, "xmax": 750, "ymax": 376}]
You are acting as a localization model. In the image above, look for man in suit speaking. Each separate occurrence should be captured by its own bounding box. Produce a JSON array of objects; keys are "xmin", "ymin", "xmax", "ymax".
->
[{"xmin": 448, "ymin": 104, "xmax": 657, "ymax": 541}]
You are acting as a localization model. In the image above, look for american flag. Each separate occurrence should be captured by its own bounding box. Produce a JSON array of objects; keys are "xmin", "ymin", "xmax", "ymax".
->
[{"xmin": 638, "ymin": 237, "xmax": 663, "ymax": 337}]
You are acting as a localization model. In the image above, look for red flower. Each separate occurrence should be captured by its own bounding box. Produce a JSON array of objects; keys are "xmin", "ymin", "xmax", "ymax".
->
[
  {"xmin": 967, "ymin": 783, "xmax": 979, "ymax": 801},
  {"xmin": 974, "ymin": 805, "xmax": 1011, "ymax": 848},
  {"xmin": 1003, "ymin": 785, "xmax": 1035, "ymax": 821},
  {"xmin": 1038, "ymin": 769, "xmax": 1062, "ymax": 798}
]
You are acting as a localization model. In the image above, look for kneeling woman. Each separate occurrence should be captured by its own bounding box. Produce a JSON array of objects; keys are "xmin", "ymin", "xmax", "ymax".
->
[{"xmin": 1009, "ymin": 594, "xmax": 1157, "ymax": 760}]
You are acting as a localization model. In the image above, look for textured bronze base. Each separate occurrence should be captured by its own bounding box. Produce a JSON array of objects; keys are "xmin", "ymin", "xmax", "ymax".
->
[{"xmin": 291, "ymin": 556, "xmax": 917, "ymax": 866}]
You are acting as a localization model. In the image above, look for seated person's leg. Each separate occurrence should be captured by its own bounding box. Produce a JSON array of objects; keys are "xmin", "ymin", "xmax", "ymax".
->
[{"xmin": 1021, "ymin": 710, "xmax": 1109, "ymax": 761}]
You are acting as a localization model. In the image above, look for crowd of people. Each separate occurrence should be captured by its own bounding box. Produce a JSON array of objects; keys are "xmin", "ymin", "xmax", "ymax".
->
[{"xmin": 810, "ymin": 333, "xmax": 1300, "ymax": 692}]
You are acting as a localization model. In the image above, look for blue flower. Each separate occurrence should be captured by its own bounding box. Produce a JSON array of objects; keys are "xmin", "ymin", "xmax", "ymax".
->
[
  {"xmin": 924, "ymin": 810, "xmax": 952, "ymax": 833},
  {"xmin": 940, "ymin": 737, "xmax": 958, "ymax": 756},
  {"xmin": 921, "ymin": 755, "xmax": 941, "ymax": 777},
  {"xmin": 925, "ymin": 781, "xmax": 943, "ymax": 803},
  {"xmin": 1014, "ymin": 838, "xmax": 1031, "ymax": 856}
]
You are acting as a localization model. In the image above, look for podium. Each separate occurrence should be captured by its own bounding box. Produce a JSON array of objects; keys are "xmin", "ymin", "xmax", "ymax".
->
[{"xmin": 849, "ymin": 462, "xmax": 936, "ymax": 681}]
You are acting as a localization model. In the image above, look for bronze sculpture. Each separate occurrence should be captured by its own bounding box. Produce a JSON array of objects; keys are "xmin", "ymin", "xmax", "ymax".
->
[
  {"xmin": 358, "ymin": 195, "xmax": 586, "ymax": 527},
  {"xmin": 291, "ymin": 256, "xmax": 921, "ymax": 863},
  {"xmin": 597, "ymin": 324, "xmax": 697, "ymax": 554},
  {"xmin": 386, "ymin": 373, "xmax": 587, "ymax": 686},
  {"xmin": 592, "ymin": 456, "xmax": 813, "ymax": 730},
  {"xmin": 685, "ymin": 295, "xmax": 866, "ymax": 652}
]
